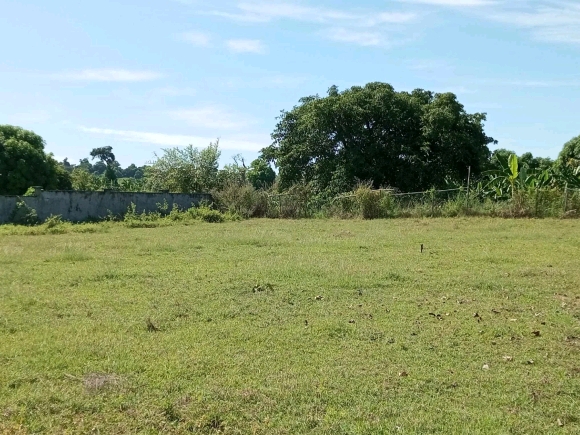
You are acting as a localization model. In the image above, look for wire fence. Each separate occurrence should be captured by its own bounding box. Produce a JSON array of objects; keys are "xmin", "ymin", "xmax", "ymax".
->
[{"xmin": 263, "ymin": 186, "xmax": 580, "ymax": 219}]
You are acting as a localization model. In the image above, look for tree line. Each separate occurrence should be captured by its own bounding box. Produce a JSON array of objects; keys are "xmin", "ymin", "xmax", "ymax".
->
[{"xmin": 1, "ymin": 82, "xmax": 579, "ymax": 197}]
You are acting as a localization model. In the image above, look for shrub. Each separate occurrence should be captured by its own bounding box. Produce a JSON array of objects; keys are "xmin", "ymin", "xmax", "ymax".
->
[
  {"xmin": 187, "ymin": 205, "xmax": 225, "ymax": 223},
  {"xmin": 44, "ymin": 214, "xmax": 63, "ymax": 228},
  {"xmin": 123, "ymin": 203, "xmax": 162, "ymax": 227},
  {"xmin": 213, "ymin": 182, "xmax": 268, "ymax": 218},
  {"xmin": 10, "ymin": 200, "xmax": 39, "ymax": 226},
  {"xmin": 168, "ymin": 203, "xmax": 185, "ymax": 221},
  {"xmin": 271, "ymin": 184, "xmax": 315, "ymax": 219},
  {"xmin": 354, "ymin": 185, "xmax": 383, "ymax": 219}
]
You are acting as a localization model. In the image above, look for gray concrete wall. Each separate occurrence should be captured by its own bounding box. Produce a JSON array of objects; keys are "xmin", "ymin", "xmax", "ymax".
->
[{"xmin": 0, "ymin": 190, "xmax": 212, "ymax": 223}]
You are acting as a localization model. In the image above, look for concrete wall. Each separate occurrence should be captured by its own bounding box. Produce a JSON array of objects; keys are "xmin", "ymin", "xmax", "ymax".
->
[{"xmin": 0, "ymin": 189, "xmax": 212, "ymax": 223}]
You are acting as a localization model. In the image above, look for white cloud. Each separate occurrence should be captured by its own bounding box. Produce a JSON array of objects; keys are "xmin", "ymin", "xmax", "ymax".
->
[
  {"xmin": 400, "ymin": 0, "xmax": 580, "ymax": 46},
  {"xmin": 169, "ymin": 106, "xmax": 255, "ymax": 129},
  {"xmin": 53, "ymin": 69, "xmax": 162, "ymax": 82},
  {"xmin": 179, "ymin": 31, "xmax": 211, "ymax": 46},
  {"xmin": 226, "ymin": 39, "xmax": 266, "ymax": 53},
  {"xmin": 79, "ymin": 127, "xmax": 266, "ymax": 151},
  {"xmin": 209, "ymin": 2, "xmax": 415, "ymax": 25},
  {"xmin": 199, "ymin": 1, "xmax": 416, "ymax": 47},
  {"xmin": 488, "ymin": 2, "xmax": 580, "ymax": 45},
  {"xmin": 323, "ymin": 28, "xmax": 385, "ymax": 46}
]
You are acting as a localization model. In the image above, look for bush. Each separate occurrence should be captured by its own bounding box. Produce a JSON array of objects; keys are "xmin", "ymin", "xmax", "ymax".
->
[
  {"xmin": 187, "ymin": 205, "xmax": 225, "ymax": 223},
  {"xmin": 10, "ymin": 200, "xmax": 39, "ymax": 226},
  {"xmin": 213, "ymin": 183, "xmax": 268, "ymax": 218},
  {"xmin": 123, "ymin": 203, "xmax": 162, "ymax": 227},
  {"xmin": 354, "ymin": 185, "xmax": 382, "ymax": 219},
  {"xmin": 44, "ymin": 214, "xmax": 63, "ymax": 228}
]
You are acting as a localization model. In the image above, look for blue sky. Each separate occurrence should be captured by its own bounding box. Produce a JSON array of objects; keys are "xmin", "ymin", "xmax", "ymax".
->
[{"xmin": 1, "ymin": 0, "xmax": 579, "ymax": 166}]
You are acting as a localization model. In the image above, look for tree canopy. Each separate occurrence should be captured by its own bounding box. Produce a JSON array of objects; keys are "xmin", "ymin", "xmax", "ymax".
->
[
  {"xmin": 146, "ymin": 141, "xmax": 221, "ymax": 192},
  {"xmin": 558, "ymin": 134, "xmax": 580, "ymax": 170},
  {"xmin": 263, "ymin": 83, "xmax": 496, "ymax": 193},
  {"xmin": 247, "ymin": 158, "xmax": 276, "ymax": 189},
  {"xmin": 0, "ymin": 125, "xmax": 71, "ymax": 195},
  {"xmin": 90, "ymin": 146, "xmax": 118, "ymax": 184}
]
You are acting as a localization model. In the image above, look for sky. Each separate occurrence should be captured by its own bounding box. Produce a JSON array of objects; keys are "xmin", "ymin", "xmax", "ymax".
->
[{"xmin": 1, "ymin": 0, "xmax": 579, "ymax": 167}]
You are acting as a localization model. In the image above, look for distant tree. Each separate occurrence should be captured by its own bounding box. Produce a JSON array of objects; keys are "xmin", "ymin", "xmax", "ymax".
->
[
  {"xmin": 77, "ymin": 158, "xmax": 93, "ymax": 173},
  {"xmin": 133, "ymin": 167, "xmax": 145, "ymax": 179},
  {"xmin": 247, "ymin": 158, "xmax": 276, "ymax": 189},
  {"xmin": 71, "ymin": 167, "xmax": 101, "ymax": 191},
  {"xmin": 0, "ymin": 125, "xmax": 72, "ymax": 194},
  {"xmin": 119, "ymin": 163, "xmax": 137, "ymax": 178},
  {"xmin": 489, "ymin": 149, "xmax": 515, "ymax": 170},
  {"xmin": 90, "ymin": 146, "xmax": 117, "ymax": 185},
  {"xmin": 118, "ymin": 164, "xmax": 147, "ymax": 179},
  {"xmin": 218, "ymin": 154, "xmax": 248, "ymax": 188},
  {"xmin": 91, "ymin": 161, "xmax": 107, "ymax": 175},
  {"xmin": 488, "ymin": 149, "xmax": 555, "ymax": 177},
  {"xmin": 61, "ymin": 158, "xmax": 75, "ymax": 172},
  {"xmin": 263, "ymin": 83, "xmax": 495, "ymax": 193},
  {"xmin": 146, "ymin": 140, "xmax": 221, "ymax": 192},
  {"xmin": 558, "ymin": 134, "xmax": 580, "ymax": 170},
  {"xmin": 519, "ymin": 152, "xmax": 553, "ymax": 172}
]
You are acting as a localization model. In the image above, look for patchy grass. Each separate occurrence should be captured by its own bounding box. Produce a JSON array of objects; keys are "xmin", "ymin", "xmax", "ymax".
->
[{"xmin": 0, "ymin": 218, "xmax": 579, "ymax": 434}]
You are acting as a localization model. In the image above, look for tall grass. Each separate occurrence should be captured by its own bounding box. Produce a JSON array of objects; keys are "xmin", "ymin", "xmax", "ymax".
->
[{"xmin": 3, "ymin": 185, "xmax": 579, "ymax": 231}]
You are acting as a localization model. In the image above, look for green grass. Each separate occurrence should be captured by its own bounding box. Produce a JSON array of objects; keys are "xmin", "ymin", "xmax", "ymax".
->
[{"xmin": 1, "ymin": 218, "xmax": 579, "ymax": 434}]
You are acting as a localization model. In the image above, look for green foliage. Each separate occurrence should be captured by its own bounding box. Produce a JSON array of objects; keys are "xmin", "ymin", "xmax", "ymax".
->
[
  {"xmin": 354, "ymin": 185, "xmax": 384, "ymax": 219},
  {"xmin": 213, "ymin": 182, "xmax": 268, "ymax": 218},
  {"xmin": 90, "ymin": 146, "xmax": 116, "ymax": 166},
  {"xmin": 558, "ymin": 133, "xmax": 580, "ymax": 169},
  {"xmin": 23, "ymin": 187, "xmax": 36, "ymax": 196},
  {"xmin": 120, "ymin": 201, "xmax": 234, "ymax": 227},
  {"xmin": 0, "ymin": 125, "xmax": 72, "ymax": 194},
  {"xmin": 9, "ymin": 200, "xmax": 39, "ymax": 225},
  {"xmin": 118, "ymin": 177, "xmax": 147, "ymax": 192},
  {"xmin": 90, "ymin": 146, "xmax": 117, "ymax": 185},
  {"xmin": 264, "ymin": 83, "xmax": 495, "ymax": 193},
  {"xmin": 44, "ymin": 214, "xmax": 64, "ymax": 229},
  {"xmin": 188, "ymin": 206, "xmax": 226, "ymax": 223},
  {"xmin": 147, "ymin": 141, "xmax": 220, "ymax": 192},
  {"xmin": 71, "ymin": 168, "xmax": 103, "ymax": 191},
  {"xmin": 217, "ymin": 154, "xmax": 248, "ymax": 189},
  {"xmin": 123, "ymin": 203, "xmax": 162, "ymax": 227},
  {"xmin": 247, "ymin": 158, "xmax": 276, "ymax": 189}
]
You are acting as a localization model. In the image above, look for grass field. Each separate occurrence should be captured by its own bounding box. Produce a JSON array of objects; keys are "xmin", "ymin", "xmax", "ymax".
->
[{"xmin": 1, "ymin": 218, "xmax": 579, "ymax": 434}]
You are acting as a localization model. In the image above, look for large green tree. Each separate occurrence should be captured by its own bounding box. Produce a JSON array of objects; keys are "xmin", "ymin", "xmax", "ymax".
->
[
  {"xmin": 0, "ymin": 125, "xmax": 72, "ymax": 195},
  {"xmin": 263, "ymin": 83, "xmax": 496, "ymax": 193}
]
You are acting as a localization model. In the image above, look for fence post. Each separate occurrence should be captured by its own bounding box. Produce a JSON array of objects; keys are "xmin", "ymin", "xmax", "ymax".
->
[
  {"xmin": 431, "ymin": 189, "xmax": 435, "ymax": 217},
  {"xmin": 466, "ymin": 166, "xmax": 471, "ymax": 213},
  {"xmin": 563, "ymin": 183, "xmax": 568, "ymax": 215}
]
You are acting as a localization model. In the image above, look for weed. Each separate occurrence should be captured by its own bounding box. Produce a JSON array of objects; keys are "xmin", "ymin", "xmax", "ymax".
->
[{"xmin": 44, "ymin": 215, "xmax": 63, "ymax": 228}]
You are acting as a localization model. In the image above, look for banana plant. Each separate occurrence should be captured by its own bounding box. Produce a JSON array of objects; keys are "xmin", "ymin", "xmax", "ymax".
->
[
  {"xmin": 558, "ymin": 165, "xmax": 580, "ymax": 189},
  {"xmin": 484, "ymin": 153, "xmax": 520, "ymax": 199}
]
